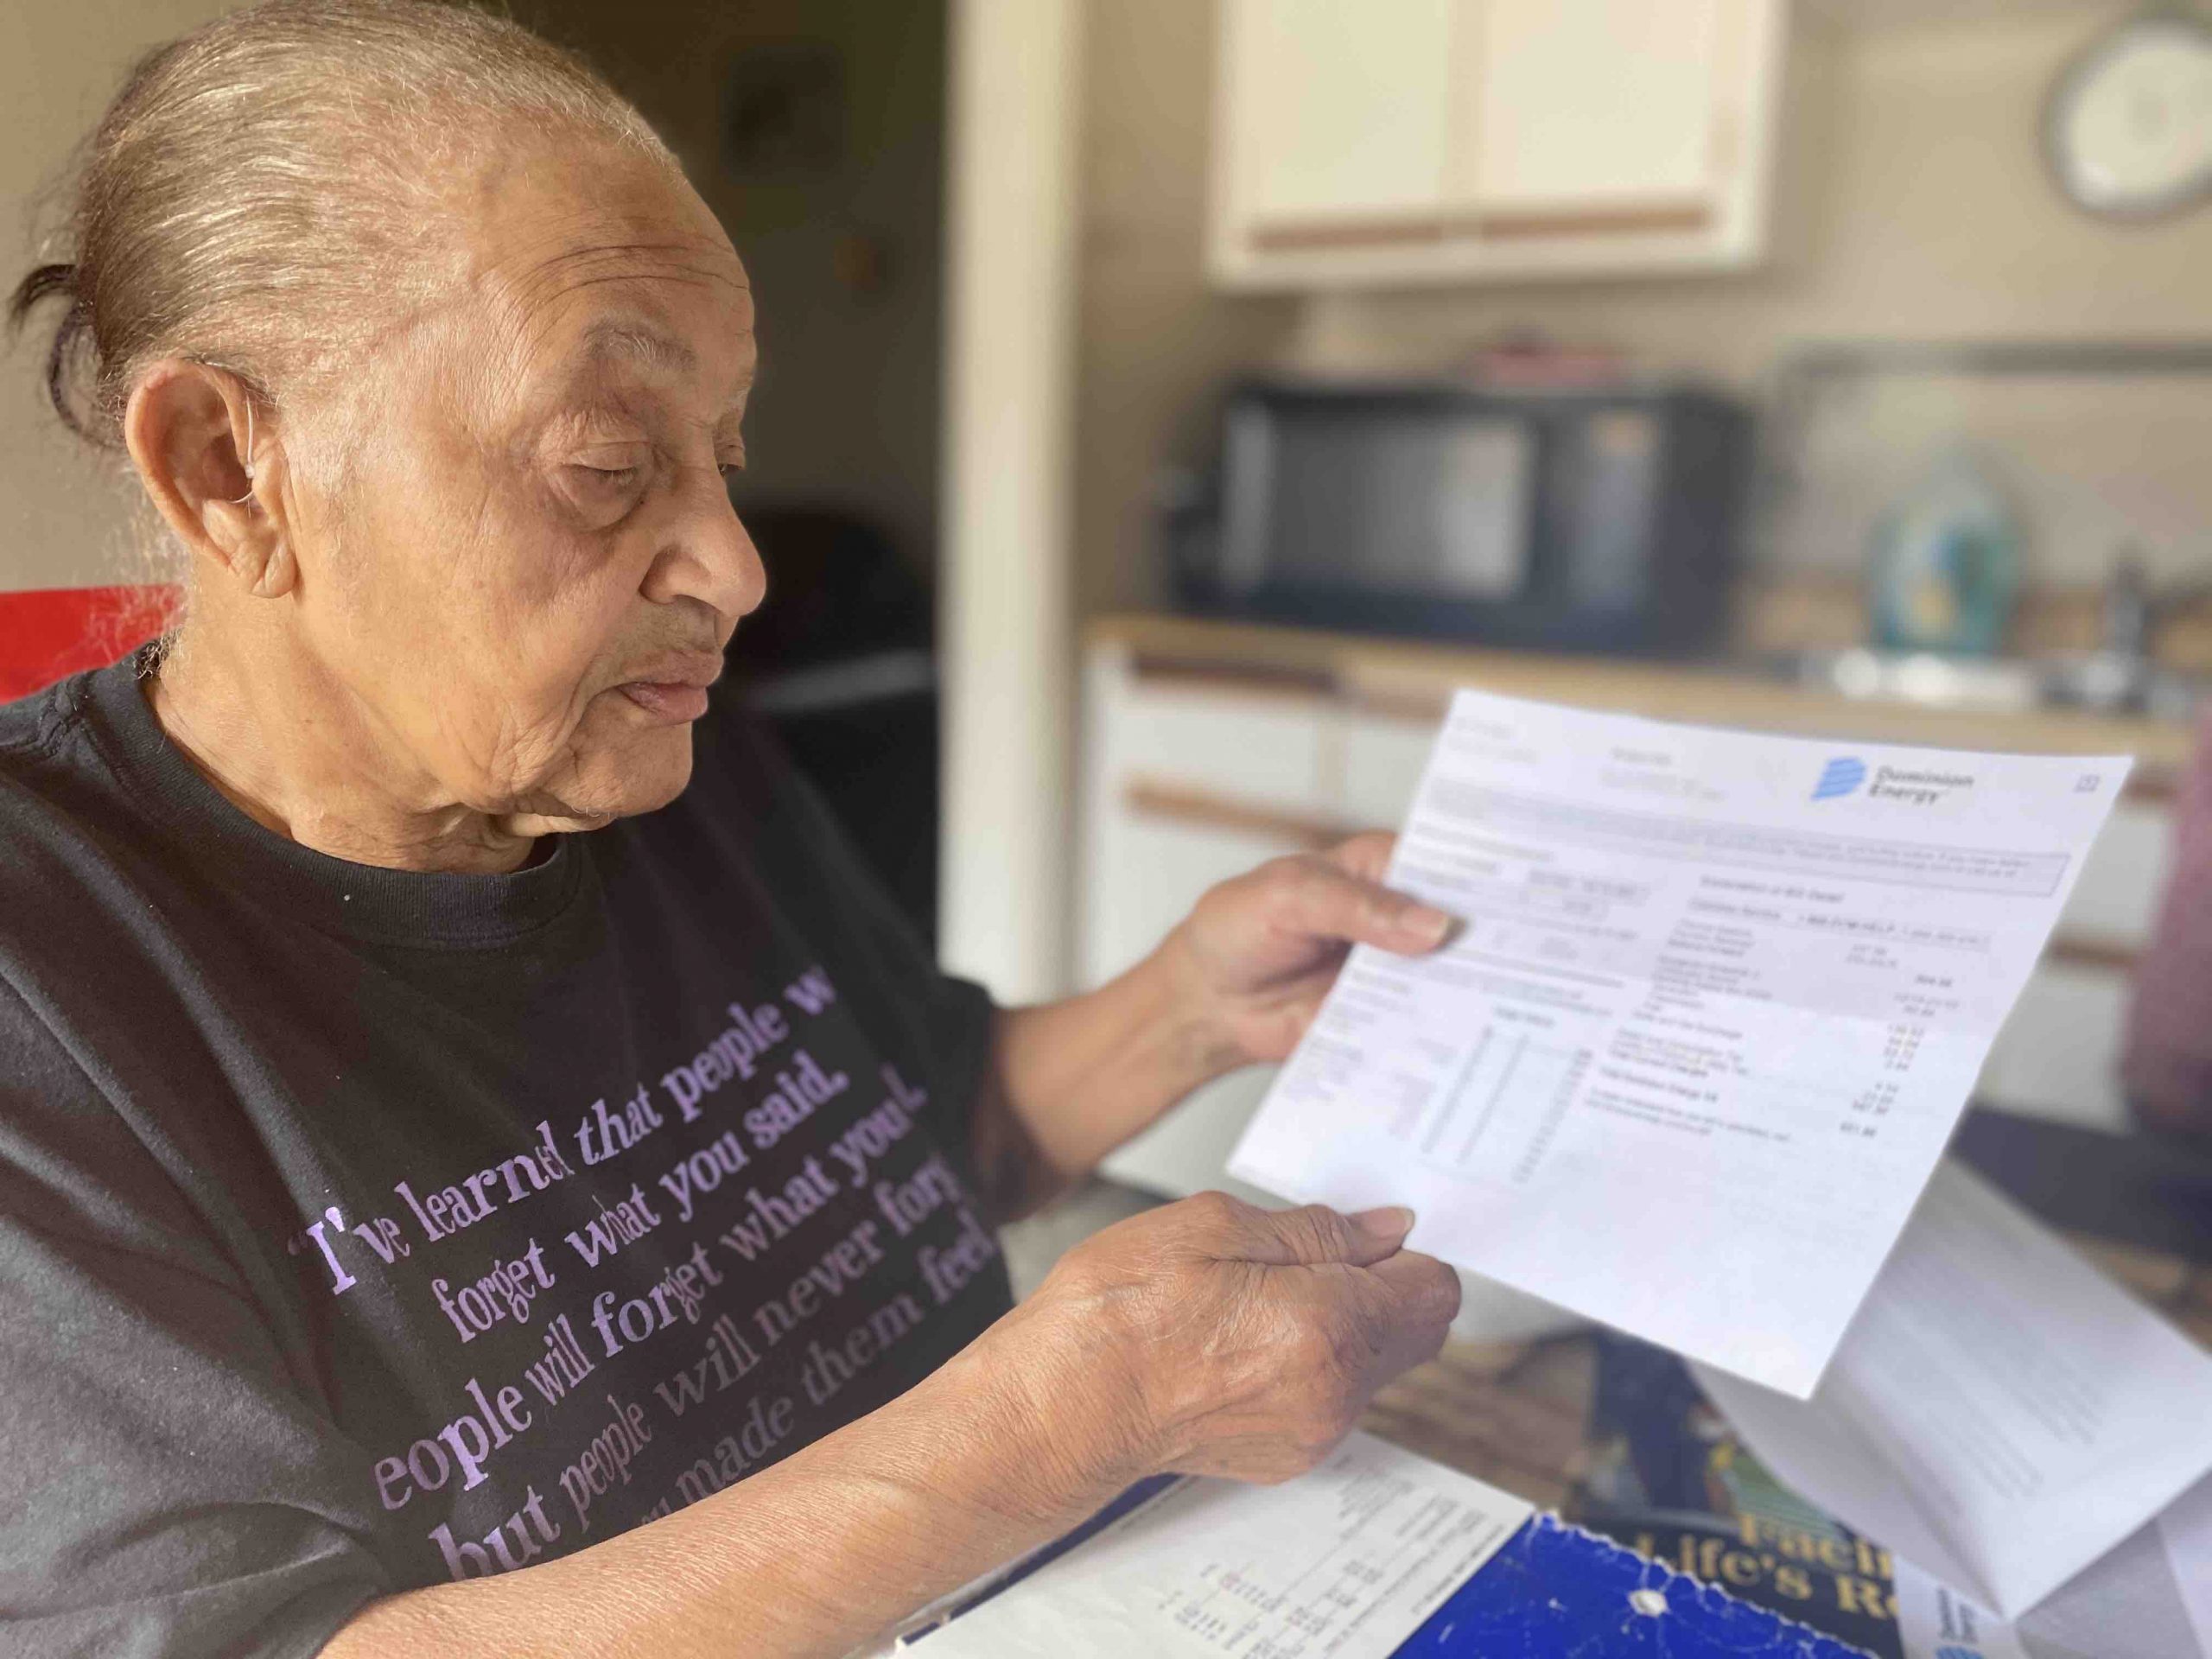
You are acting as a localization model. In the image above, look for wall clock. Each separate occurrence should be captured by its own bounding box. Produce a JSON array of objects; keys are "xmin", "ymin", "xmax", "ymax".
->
[{"xmin": 2045, "ymin": 11, "xmax": 2212, "ymax": 219}]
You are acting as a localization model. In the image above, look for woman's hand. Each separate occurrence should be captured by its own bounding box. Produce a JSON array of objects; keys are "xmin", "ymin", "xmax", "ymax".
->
[
  {"xmin": 986, "ymin": 1191, "xmax": 1461, "ymax": 1491},
  {"xmin": 979, "ymin": 833, "xmax": 1455, "ymax": 1217},
  {"xmin": 1161, "ymin": 833, "xmax": 1455, "ymax": 1070}
]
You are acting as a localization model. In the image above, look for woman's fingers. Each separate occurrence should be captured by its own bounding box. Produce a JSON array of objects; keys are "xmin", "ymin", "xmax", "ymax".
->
[
  {"xmin": 1276, "ymin": 848, "xmax": 1454, "ymax": 957},
  {"xmin": 1196, "ymin": 1196, "xmax": 1456, "ymax": 1337},
  {"xmin": 1035, "ymin": 1194, "xmax": 1459, "ymax": 1491},
  {"xmin": 1327, "ymin": 830, "xmax": 1399, "ymax": 885},
  {"xmin": 1363, "ymin": 1246, "xmax": 1464, "ymax": 1334},
  {"xmin": 1338, "ymin": 1249, "xmax": 1461, "ymax": 1390},
  {"xmin": 1177, "ymin": 1192, "xmax": 1417, "ymax": 1268}
]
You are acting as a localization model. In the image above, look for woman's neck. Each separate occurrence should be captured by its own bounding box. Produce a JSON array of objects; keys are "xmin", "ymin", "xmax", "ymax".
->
[{"xmin": 145, "ymin": 624, "xmax": 543, "ymax": 876}]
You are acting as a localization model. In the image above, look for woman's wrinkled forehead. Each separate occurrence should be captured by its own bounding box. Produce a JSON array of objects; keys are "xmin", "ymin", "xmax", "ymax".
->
[
  {"xmin": 495, "ymin": 233, "xmax": 753, "ymax": 366},
  {"xmin": 556, "ymin": 309, "xmax": 760, "ymax": 435},
  {"xmin": 452, "ymin": 142, "xmax": 754, "ymax": 391},
  {"xmin": 510, "ymin": 271, "xmax": 759, "ymax": 427}
]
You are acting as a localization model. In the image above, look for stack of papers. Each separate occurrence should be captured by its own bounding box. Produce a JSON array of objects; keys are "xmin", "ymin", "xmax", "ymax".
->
[
  {"xmin": 1697, "ymin": 1160, "xmax": 2212, "ymax": 1625},
  {"xmin": 1891, "ymin": 1490, "xmax": 2212, "ymax": 1659}
]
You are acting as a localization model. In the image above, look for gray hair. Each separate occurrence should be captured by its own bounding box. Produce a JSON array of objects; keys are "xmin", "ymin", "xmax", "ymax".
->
[{"xmin": 7, "ymin": 0, "xmax": 677, "ymax": 454}]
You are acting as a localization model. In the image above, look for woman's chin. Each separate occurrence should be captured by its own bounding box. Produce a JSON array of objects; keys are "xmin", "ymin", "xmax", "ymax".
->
[
  {"xmin": 601, "ymin": 736, "xmax": 698, "ymax": 818},
  {"xmin": 531, "ymin": 727, "xmax": 698, "ymax": 828}
]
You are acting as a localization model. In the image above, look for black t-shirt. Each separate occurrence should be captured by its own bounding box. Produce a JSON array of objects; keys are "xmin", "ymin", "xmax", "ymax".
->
[{"xmin": 0, "ymin": 654, "xmax": 1015, "ymax": 1657}]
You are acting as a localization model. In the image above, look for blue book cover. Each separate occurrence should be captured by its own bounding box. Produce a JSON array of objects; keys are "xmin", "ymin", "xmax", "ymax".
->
[{"xmin": 1399, "ymin": 1514, "xmax": 1874, "ymax": 1658}]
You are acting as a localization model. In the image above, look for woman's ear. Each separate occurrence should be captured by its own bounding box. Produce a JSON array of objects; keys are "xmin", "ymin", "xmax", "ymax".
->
[{"xmin": 123, "ymin": 362, "xmax": 297, "ymax": 599}]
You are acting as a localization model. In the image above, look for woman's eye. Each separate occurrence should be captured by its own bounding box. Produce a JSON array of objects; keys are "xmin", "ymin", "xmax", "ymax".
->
[{"xmin": 571, "ymin": 463, "xmax": 642, "ymax": 487}]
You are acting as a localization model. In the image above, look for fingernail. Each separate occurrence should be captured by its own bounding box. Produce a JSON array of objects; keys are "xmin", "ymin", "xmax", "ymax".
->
[
  {"xmin": 1351, "ymin": 1205, "xmax": 1415, "ymax": 1243},
  {"xmin": 1404, "ymin": 906, "xmax": 1453, "ymax": 946}
]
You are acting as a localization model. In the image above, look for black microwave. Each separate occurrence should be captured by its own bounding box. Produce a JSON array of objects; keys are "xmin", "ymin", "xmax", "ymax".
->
[{"xmin": 1166, "ymin": 379, "xmax": 1754, "ymax": 655}]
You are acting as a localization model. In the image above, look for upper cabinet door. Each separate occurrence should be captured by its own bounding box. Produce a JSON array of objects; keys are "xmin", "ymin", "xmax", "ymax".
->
[
  {"xmin": 1209, "ymin": 0, "xmax": 1788, "ymax": 289},
  {"xmin": 1459, "ymin": 0, "xmax": 1726, "ymax": 219},
  {"xmin": 1214, "ymin": 0, "xmax": 1459, "ymax": 238}
]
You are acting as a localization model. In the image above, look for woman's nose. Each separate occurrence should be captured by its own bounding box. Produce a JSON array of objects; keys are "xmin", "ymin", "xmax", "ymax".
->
[{"xmin": 641, "ymin": 467, "xmax": 767, "ymax": 622}]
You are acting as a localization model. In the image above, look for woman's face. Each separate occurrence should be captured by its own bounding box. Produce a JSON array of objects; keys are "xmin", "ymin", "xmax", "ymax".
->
[{"xmin": 285, "ymin": 140, "xmax": 765, "ymax": 832}]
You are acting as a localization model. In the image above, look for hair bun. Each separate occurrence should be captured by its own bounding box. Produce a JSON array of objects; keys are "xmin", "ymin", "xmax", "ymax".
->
[
  {"xmin": 6, "ymin": 261, "xmax": 101, "ymax": 443},
  {"xmin": 10, "ymin": 0, "xmax": 673, "ymax": 456},
  {"xmin": 7, "ymin": 261, "xmax": 80, "ymax": 321}
]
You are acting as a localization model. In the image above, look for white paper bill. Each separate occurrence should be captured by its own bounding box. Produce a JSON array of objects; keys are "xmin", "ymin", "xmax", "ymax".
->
[
  {"xmin": 1228, "ymin": 690, "xmax": 2128, "ymax": 1396},
  {"xmin": 908, "ymin": 1432, "xmax": 1531, "ymax": 1659},
  {"xmin": 1697, "ymin": 1161, "xmax": 2212, "ymax": 1622}
]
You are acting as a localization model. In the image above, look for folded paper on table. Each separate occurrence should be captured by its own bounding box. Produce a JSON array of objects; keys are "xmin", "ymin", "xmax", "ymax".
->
[
  {"xmin": 1891, "ymin": 1484, "xmax": 2212, "ymax": 1659},
  {"xmin": 1230, "ymin": 690, "xmax": 2127, "ymax": 1396},
  {"xmin": 1695, "ymin": 1160, "xmax": 2212, "ymax": 1623}
]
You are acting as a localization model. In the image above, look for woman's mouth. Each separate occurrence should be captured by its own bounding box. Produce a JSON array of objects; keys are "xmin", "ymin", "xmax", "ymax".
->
[
  {"xmin": 613, "ymin": 649, "xmax": 722, "ymax": 723},
  {"xmin": 618, "ymin": 681, "xmax": 712, "ymax": 721}
]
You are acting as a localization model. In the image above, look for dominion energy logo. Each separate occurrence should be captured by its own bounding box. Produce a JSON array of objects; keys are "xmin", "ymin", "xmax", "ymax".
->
[
  {"xmin": 1812, "ymin": 756, "xmax": 1866, "ymax": 801},
  {"xmin": 1812, "ymin": 755, "xmax": 1974, "ymax": 806}
]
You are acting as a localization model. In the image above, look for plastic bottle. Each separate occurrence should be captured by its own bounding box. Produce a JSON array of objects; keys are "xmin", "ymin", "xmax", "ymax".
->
[{"xmin": 1867, "ymin": 447, "xmax": 2022, "ymax": 657}]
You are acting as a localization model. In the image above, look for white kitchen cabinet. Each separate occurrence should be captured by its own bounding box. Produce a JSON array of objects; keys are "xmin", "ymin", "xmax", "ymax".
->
[
  {"xmin": 1463, "ymin": 0, "xmax": 1726, "ymax": 213},
  {"xmin": 1217, "ymin": 0, "xmax": 1459, "ymax": 235},
  {"xmin": 1113, "ymin": 676, "xmax": 1336, "ymax": 817},
  {"xmin": 1077, "ymin": 646, "xmax": 1314, "ymax": 1197},
  {"xmin": 1209, "ymin": 0, "xmax": 1789, "ymax": 289},
  {"xmin": 1082, "ymin": 812, "xmax": 1310, "ymax": 988},
  {"xmin": 1340, "ymin": 710, "xmax": 1444, "ymax": 827},
  {"xmin": 1979, "ymin": 967, "xmax": 2133, "ymax": 1134},
  {"xmin": 1962, "ymin": 803, "xmax": 2171, "ymax": 1135},
  {"xmin": 1077, "ymin": 645, "xmax": 1331, "ymax": 986},
  {"xmin": 2055, "ymin": 802, "xmax": 2175, "ymax": 950}
]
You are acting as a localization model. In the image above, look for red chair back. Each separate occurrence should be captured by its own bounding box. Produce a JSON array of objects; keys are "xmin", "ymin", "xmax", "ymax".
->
[{"xmin": 0, "ymin": 586, "xmax": 178, "ymax": 702}]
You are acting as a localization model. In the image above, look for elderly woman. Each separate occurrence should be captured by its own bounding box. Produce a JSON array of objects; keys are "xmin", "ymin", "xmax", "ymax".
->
[{"xmin": 0, "ymin": 3, "xmax": 1462, "ymax": 1655}]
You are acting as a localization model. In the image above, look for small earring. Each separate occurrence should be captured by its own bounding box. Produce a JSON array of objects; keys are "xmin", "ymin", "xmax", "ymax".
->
[{"xmin": 226, "ymin": 403, "xmax": 257, "ymax": 505}]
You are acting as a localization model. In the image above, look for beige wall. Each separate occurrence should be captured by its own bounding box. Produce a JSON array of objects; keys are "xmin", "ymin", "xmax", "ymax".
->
[
  {"xmin": 1, "ymin": 0, "xmax": 237, "ymax": 594},
  {"xmin": 1071, "ymin": 3, "xmax": 2212, "ymax": 609},
  {"xmin": 1072, "ymin": 0, "xmax": 1298, "ymax": 617}
]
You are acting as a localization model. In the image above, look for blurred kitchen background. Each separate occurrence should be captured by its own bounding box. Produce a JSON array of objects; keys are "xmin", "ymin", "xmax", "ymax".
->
[{"xmin": 10, "ymin": 0, "xmax": 2212, "ymax": 1300}]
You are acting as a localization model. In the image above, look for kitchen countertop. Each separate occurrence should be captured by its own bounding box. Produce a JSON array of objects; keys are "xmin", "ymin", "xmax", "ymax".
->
[{"xmin": 1090, "ymin": 613, "xmax": 2201, "ymax": 792}]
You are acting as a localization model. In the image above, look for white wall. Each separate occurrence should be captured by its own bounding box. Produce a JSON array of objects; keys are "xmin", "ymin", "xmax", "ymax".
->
[
  {"xmin": 1071, "ymin": 0, "xmax": 1300, "ymax": 619},
  {"xmin": 1, "ymin": 0, "xmax": 238, "ymax": 594},
  {"xmin": 938, "ymin": 0, "xmax": 1084, "ymax": 1001}
]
